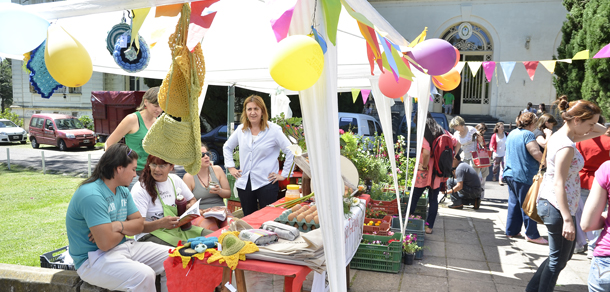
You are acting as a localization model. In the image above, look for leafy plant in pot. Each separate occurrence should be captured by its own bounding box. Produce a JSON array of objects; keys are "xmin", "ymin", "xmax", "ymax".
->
[{"xmin": 402, "ymin": 233, "xmax": 421, "ymax": 265}]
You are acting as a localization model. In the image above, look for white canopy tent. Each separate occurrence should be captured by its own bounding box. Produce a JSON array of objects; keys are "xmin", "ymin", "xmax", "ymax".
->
[{"xmin": 1, "ymin": 0, "xmax": 434, "ymax": 290}]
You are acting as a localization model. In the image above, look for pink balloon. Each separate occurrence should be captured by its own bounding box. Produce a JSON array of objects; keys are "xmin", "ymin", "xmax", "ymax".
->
[
  {"xmin": 379, "ymin": 69, "xmax": 411, "ymax": 99},
  {"xmin": 406, "ymin": 39, "xmax": 457, "ymax": 76}
]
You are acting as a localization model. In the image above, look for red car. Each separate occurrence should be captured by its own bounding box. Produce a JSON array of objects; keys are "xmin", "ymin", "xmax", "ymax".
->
[{"xmin": 29, "ymin": 113, "xmax": 96, "ymax": 150}]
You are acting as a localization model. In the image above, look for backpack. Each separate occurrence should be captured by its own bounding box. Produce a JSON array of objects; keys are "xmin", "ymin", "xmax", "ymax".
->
[{"xmin": 431, "ymin": 132, "xmax": 454, "ymax": 178}]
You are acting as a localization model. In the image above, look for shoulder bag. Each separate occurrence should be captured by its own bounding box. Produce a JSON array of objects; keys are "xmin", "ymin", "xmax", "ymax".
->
[{"xmin": 522, "ymin": 146, "xmax": 547, "ymax": 224}]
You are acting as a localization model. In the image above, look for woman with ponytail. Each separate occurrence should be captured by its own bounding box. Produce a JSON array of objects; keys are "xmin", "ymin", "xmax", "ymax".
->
[{"xmin": 526, "ymin": 96, "xmax": 606, "ymax": 292}]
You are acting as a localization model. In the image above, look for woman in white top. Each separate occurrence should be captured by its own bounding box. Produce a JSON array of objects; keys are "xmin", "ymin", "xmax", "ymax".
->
[
  {"xmin": 450, "ymin": 116, "xmax": 488, "ymax": 199},
  {"xmin": 223, "ymin": 95, "xmax": 295, "ymax": 216},
  {"xmin": 490, "ymin": 122, "xmax": 507, "ymax": 185},
  {"xmin": 526, "ymin": 97, "xmax": 605, "ymax": 292},
  {"xmin": 131, "ymin": 155, "xmax": 210, "ymax": 246}
]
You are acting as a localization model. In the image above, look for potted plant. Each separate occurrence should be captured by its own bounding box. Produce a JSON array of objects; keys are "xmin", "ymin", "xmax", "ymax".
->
[{"xmin": 402, "ymin": 233, "xmax": 421, "ymax": 265}]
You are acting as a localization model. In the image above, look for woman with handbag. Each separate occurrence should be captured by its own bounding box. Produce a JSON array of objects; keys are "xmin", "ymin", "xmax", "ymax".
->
[
  {"xmin": 132, "ymin": 155, "xmax": 212, "ymax": 246},
  {"xmin": 503, "ymin": 112, "xmax": 547, "ymax": 244},
  {"xmin": 526, "ymin": 97, "xmax": 605, "ymax": 292}
]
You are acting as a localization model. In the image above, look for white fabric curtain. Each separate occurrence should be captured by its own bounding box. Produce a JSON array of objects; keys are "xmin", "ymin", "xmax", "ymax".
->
[{"xmin": 369, "ymin": 78, "xmax": 405, "ymax": 235}]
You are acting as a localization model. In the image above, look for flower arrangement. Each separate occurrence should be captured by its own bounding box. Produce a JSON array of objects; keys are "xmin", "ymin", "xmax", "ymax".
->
[
  {"xmin": 365, "ymin": 208, "xmax": 388, "ymax": 219},
  {"xmin": 403, "ymin": 233, "xmax": 422, "ymax": 255}
]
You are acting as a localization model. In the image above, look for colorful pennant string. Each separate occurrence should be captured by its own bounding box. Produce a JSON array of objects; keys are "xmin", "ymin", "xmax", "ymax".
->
[
  {"xmin": 187, "ymin": 0, "xmax": 219, "ymax": 52},
  {"xmin": 523, "ymin": 61, "xmax": 538, "ymax": 81},
  {"xmin": 131, "ymin": 8, "xmax": 151, "ymax": 52},
  {"xmin": 500, "ymin": 62, "xmax": 515, "ymax": 84},
  {"xmin": 321, "ymin": 0, "xmax": 341, "ymax": 46},
  {"xmin": 268, "ymin": 0, "xmax": 297, "ymax": 43},
  {"xmin": 572, "ymin": 50, "xmax": 589, "ymax": 60},
  {"xmin": 352, "ymin": 89, "xmax": 360, "ymax": 103},
  {"xmin": 467, "ymin": 62, "xmax": 482, "ymax": 77},
  {"xmin": 539, "ymin": 60, "xmax": 556, "ymax": 74},
  {"xmin": 361, "ymin": 89, "xmax": 371, "ymax": 104},
  {"xmin": 312, "ymin": 27, "xmax": 327, "ymax": 54},
  {"xmin": 454, "ymin": 62, "xmax": 465, "ymax": 74},
  {"xmin": 482, "ymin": 61, "xmax": 495, "ymax": 82},
  {"xmin": 594, "ymin": 44, "xmax": 610, "ymax": 59}
]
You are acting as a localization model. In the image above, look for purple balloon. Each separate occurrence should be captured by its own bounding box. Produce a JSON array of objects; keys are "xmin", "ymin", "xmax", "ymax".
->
[{"xmin": 406, "ymin": 39, "xmax": 457, "ymax": 76}]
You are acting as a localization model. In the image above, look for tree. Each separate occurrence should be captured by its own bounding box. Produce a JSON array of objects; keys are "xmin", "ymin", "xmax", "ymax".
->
[
  {"xmin": 554, "ymin": 0, "xmax": 610, "ymax": 119},
  {"xmin": 0, "ymin": 58, "xmax": 13, "ymax": 112}
]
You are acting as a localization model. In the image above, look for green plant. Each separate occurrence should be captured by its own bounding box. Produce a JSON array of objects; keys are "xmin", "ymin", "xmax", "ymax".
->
[
  {"xmin": 340, "ymin": 132, "xmax": 389, "ymax": 183},
  {"xmin": 365, "ymin": 208, "xmax": 387, "ymax": 219},
  {"xmin": 402, "ymin": 233, "xmax": 422, "ymax": 254},
  {"xmin": 78, "ymin": 115, "xmax": 94, "ymax": 130},
  {"xmin": 0, "ymin": 109, "xmax": 23, "ymax": 127},
  {"xmin": 270, "ymin": 112, "xmax": 306, "ymax": 157}
]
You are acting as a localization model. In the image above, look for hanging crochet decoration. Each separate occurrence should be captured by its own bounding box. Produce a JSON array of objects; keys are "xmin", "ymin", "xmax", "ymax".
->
[
  {"xmin": 206, "ymin": 231, "xmax": 259, "ymax": 270},
  {"xmin": 169, "ymin": 241, "xmax": 215, "ymax": 269},
  {"xmin": 142, "ymin": 4, "xmax": 204, "ymax": 175},
  {"xmin": 106, "ymin": 21, "xmax": 130, "ymax": 55},
  {"xmin": 112, "ymin": 29, "xmax": 150, "ymax": 73},
  {"xmin": 26, "ymin": 40, "xmax": 62, "ymax": 99}
]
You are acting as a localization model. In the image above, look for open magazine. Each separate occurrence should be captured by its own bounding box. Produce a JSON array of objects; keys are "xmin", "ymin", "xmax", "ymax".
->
[
  {"xmin": 203, "ymin": 206, "xmax": 228, "ymax": 221},
  {"xmin": 177, "ymin": 199, "xmax": 201, "ymax": 227}
]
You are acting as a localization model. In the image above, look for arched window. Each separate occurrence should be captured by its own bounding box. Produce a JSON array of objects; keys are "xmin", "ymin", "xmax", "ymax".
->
[{"xmin": 438, "ymin": 23, "xmax": 493, "ymax": 115}]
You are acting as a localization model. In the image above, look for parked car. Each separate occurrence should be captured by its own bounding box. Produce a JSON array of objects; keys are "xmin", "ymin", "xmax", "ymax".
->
[
  {"xmin": 0, "ymin": 119, "xmax": 27, "ymax": 144},
  {"xmin": 338, "ymin": 112, "xmax": 383, "ymax": 139},
  {"xmin": 29, "ymin": 114, "xmax": 96, "ymax": 150},
  {"xmin": 201, "ymin": 124, "xmax": 239, "ymax": 165},
  {"xmin": 395, "ymin": 112, "xmax": 450, "ymax": 157}
]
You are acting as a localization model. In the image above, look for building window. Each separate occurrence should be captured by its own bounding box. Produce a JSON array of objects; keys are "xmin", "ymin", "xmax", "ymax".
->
[{"xmin": 129, "ymin": 76, "xmax": 140, "ymax": 91}]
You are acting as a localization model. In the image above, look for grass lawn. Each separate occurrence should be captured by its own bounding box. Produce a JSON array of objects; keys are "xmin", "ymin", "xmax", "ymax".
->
[{"xmin": 0, "ymin": 163, "xmax": 82, "ymax": 267}]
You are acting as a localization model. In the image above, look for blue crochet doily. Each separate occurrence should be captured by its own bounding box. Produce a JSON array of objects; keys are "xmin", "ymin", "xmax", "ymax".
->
[
  {"xmin": 26, "ymin": 41, "xmax": 62, "ymax": 99},
  {"xmin": 113, "ymin": 30, "xmax": 150, "ymax": 73},
  {"xmin": 106, "ymin": 22, "xmax": 130, "ymax": 55}
]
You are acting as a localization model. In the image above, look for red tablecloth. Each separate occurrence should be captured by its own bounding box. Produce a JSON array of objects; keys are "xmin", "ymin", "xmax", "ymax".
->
[{"xmin": 164, "ymin": 194, "xmax": 370, "ymax": 292}]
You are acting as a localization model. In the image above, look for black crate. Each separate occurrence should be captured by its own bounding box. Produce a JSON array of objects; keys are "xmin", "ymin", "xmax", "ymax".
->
[{"xmin": 40, "ymin": 246, "xmax": 75, "ymax": 270}]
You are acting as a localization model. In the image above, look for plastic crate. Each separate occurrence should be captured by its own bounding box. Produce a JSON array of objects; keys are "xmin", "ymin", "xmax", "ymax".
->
[
  {"xmin": 350, "ymin": 233, "xmax": 403, "ymax": 273},
  {"xmin": 227, "ymin": 200, "xmax": 242, "ymax": 213},
  {"xmin": 40, "ymin": 246, "xmax": 75, "ymax": 270},
  {"xmin": 391, "ymin": 218, "xmax": 425, "ymax": 241},
  {"xmin": 363, "ymin": 215, "xmax": 392, "ymax": 235},
  {"xmin": 369, "ymin": 199, "xmax": 404, "ymax": 215}
]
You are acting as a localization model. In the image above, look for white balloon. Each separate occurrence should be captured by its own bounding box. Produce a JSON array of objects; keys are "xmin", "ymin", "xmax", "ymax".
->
[{"xmin": 0, "ymin": 3, "xmax": 49, "ymax": 55}]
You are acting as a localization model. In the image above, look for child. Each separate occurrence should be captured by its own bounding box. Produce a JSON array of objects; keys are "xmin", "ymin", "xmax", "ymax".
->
[{"xmin": 489, "ymin": 122, "xmax": 506, "ymax": 186}]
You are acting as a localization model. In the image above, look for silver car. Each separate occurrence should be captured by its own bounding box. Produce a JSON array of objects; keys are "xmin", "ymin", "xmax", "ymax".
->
[{"xmin": 0, "ymin": 119, "xmax": 28, "ymax": 144}]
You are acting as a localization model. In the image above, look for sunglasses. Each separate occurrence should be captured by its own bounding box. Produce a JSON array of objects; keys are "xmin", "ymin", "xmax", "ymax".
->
[{"xmin": 202, "ymin": 152, "xmax": 210, "ymax": 157}]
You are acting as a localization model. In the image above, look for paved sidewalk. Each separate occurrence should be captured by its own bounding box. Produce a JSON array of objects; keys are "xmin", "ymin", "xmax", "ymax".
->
[{"xmin": 347, "ymin": 182, "xmax": 589, "ymax": 292}]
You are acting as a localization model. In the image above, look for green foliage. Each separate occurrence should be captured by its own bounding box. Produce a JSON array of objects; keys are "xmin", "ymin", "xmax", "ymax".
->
[
  {"xmin": 0, "ymin": 108, "xmax": 23, "ymax": 127},
  {"xmin": 78, "ymin": 115, "xmax": 94, "ymax": 130},
  {"xmin": 0, "ymin": 164, "xmax": 82, "ymax": 266},
  {"xmin": 269, "ymin": 112, "xmax": 306, "ymax": 154},
  {"xmin": 340, "ymin": 132, "xmax": 389, "ymax": 182},
  {"xmin": 555, "ymin": 0, "xmax": 610, "ymax": 120},
  {"xmin": 0, "ymin": 59, "xmax": 12, "ymax": 112}
]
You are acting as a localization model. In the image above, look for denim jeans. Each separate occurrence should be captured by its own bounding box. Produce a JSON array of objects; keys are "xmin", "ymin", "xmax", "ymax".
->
[
  {"xmin": 447, "ymin": 178, "xmax": 479, "ymax": 206},
  {"xmin": 409, "ymin": 186, "xmax": 440, "ymax": 229},
  {"xmin": 589, "ymin": 256, "xmax": 610, "ymax": 292},
  {"xmin": 526, "ymin": 199, "xmax": 576, "ymax": 292},
  {"xmin": 504, "ymin": 176, "xmax": 541, "ymax": 239}
]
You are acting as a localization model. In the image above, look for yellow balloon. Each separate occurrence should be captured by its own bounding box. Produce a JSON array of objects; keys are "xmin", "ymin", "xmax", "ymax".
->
[
  {"xmin": 269, "ymin": 35, "xmax": 324, "ymax": 91},
  {"xmin": 45, "ymin": 24, "xmax": 92, "ymax": 87},
  {"xmin": 432, "ymin": 68, "xmax": 461, "ymax": 91}
]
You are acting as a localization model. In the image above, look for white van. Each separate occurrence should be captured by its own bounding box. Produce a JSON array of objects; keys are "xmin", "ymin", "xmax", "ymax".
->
[{"xmin": 338, "ymin": 112, "xmax": 383, "ymax": 139}]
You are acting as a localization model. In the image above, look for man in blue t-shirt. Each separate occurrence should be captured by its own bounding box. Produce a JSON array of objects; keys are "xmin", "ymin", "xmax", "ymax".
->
[
  {"xmin": 446, "ymin": 149, "xmax": 483, "ymax": 209},
  {"xmin": 66, "ymin": 144, "xmax": 170, "ymax": 292}
]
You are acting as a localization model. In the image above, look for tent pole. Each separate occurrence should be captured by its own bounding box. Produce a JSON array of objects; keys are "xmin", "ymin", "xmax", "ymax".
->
[{"xmin": 290, "ymin": 0, "xmax": 347, "ymax": 291}]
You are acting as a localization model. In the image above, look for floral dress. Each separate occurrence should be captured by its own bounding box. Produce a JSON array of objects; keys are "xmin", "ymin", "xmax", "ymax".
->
[{"xmin": 538, "ymin": 132, "xmax": 584, "ymax": 216}]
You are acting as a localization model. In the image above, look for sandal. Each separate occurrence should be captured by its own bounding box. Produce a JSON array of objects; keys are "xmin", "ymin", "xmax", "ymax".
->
[{"xmin": 425, "ymin": 227, "xmax": 433, "ymax": 234}]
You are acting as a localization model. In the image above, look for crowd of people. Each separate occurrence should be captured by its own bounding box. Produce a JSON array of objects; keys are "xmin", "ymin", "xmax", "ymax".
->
[{"xmin": 419, "ymin": 97, "xmax": 609, "ymax": 292}]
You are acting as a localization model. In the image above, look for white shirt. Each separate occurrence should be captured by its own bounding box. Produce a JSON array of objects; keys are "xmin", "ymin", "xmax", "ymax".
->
[
  {"xmin": 131, "ymin": 174, "xmax": 194, "ymax": 240},
  {"xmin": 223, "ymin": 122, "xmax": 294, "ymax": 191},
  {"xmin": 453, "ymin": 126, "xmax": 477, "ymax": 160},
  {"xmin": 493, "ymin": 133, "xmax": 507, "ymax": 158}
]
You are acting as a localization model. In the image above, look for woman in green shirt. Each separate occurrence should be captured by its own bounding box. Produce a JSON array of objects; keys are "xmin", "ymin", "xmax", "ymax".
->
[{"xmin": 105, "ymin": 87, "xmax": 162, "ymax": 190}]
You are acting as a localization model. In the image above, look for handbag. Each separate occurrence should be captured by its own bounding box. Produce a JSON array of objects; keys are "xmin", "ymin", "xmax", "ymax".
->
[
  {"xmin": 522, "ymin": 147, "xmax": 547, "ymax": 224},
  {"xmin": 471, "ymin": 142, "xmax": 493, "ymax": 168}
]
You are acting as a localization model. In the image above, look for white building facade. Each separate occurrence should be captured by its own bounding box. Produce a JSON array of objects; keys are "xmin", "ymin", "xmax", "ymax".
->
[{"xmin": 372, "ymin": 0, "xmax": 567, "ymax": 122}]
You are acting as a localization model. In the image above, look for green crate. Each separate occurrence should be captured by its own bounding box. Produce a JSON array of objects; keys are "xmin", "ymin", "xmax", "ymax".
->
[
  {"xmin": 351, "ymin": 233, "xmax": 403, "ymax": 273},
  {"xmin": 227, "ymin": 175, "xmax": 239, "ymax": 201},
  {"xmin": 391, "ymin": 218, "xmax": 425, "ymax": 242}
]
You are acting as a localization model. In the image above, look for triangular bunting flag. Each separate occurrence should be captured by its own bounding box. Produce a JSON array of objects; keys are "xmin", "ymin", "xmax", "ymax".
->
[
  {"xmin": 268, "ymin": 0, "xmax": 297, "ymax": 43},
  {"xmin": 500, "ymin": 62, "xmax": 516, "ymax": 84},
  {"xmin": 378, "ymin": 33, "xmax": 399, "ymax": 81},
  {"xmin": 572, "ymin": 50, "xmax": 590, "ymax": 60},
  {"xmin": 352, "ymin": 89, "xmax": 360, "ymax": 103},
  {"xmin": 149, "ymin": 28, "xmax": 166, "ymax": 48},
  {"xmin": 362, "ymin": 89, "xmax": 371, "ymax": 104},
  {"xmin": 312, "ymin": 27, "xmax": 327, "ymax": 54},
  {"xmin": 539, "ymin": 61, "xmax": 556, "ymax": 74},
  {"xmin": 408, "ymin": 27, "xmax": 427, "ymax": 48},
  {"xmin": 594, "ymin": 43, "xmax": 610, "ymax": 59},
  {"xmin": 188, "ymin": 0, "xmax": 220, "ymax": 52},
  {"xmin": 131, "ymin": 8, "xmax": 151, "ymax": 52},
  {"xmin": 454, "ymin": 62, "xmax": 466, "ymax": 74},
  {"xmin": 482, "ymin": 61, "xmax": 496, "ymax": 82},
  {"xmin": 155, "ymin": 4, "xmax": 182, "ymax": 17},
  {"xmin": 366, "ymin": 43, "xmax": 375, "ymax": 75},
  {"xmin": 557, "ymin": 59, "xmax": 573, "ymax": 63},
  {"xmin": 321, "ymin": 0, "xmax": 341, "ymax": 46},
  {"xmin": 467, "ymin": 62, "xmax": 482, "ymax": 77},
  {"xmin": 523, "ymin": 61, "xmax": 538, "ymax": 81},
  {"xmin": 339, "ymin": 0, "xmax": 374, "ymax": 28}
]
